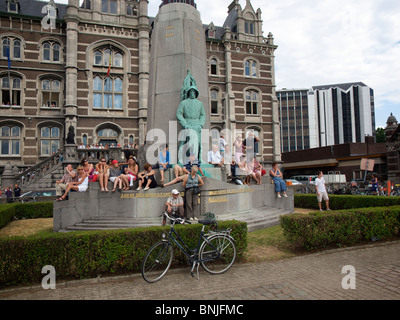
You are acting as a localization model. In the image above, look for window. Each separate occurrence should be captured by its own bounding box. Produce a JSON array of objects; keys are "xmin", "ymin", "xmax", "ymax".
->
[
  {"xmin": 245, "ymin": 21, "xmax": 255, "ymax": 35},
  {"xmin": 80, "ymin": 0, "xmax": 91, "ymax": 9},
  {"xmin": 210, "ymin": 58, "xmax": 218, "ymax": 75},
  {"xmin": 41, "ymin": 79, "xmax": 61, "ymax": 108},
  {"xmin": 245, "ymin": 59, "xmax": 257, "ymax": 77},
  {"xmin": 93, "ymin": 76, "xmax": 123, "ymax": 109},
  {"xmin": 42, "ymin": 41, "xmax": 61, "ymax": 62},
  {"xmin": 2, "ymin": 37, "xmax": 22, "ymax": 60},
  {"xmin": 93, "ymin": 48, "xmax": 122, "ymax": 69},
  {"xmin": 127, "ymin": 4, "xmax": 137, "ymax": 16},
  {"xmin": 1, "ymin": 76, "xmax": 21, "ymax": 106},
  {"xmin": 98, "ymin": 128, "xmax": 118, "ymax": 137},
  {"xmin": 0, "ymin": 125, "xmax": 21, "ymax": 156},
  {"xmin": 102, "ymin": 0, "xmax": 117, "ymax": 14},
  {"xmin": 246, "ymin": 128, "xmax": 260, "ymax": 154},
  {"xmin": 82, "ymin": 134, "xmax": 87, "ymax": 146},
  {"xmin": 7, "ymin": 0, "xmax": 19, "ymax": 13},
  {"xmin": 210, "ymin": 128, "xmax": 220, "ymax": 147},
  {"xmin": 210, "ymin": 89, "xmax": 219, "ymax": 114},
  {"xmin": 245, "ymin": 90, "xmax": 259, "ymax": 115},
  {"xmin": 92, "ymin": 46, "xmax": 124, "ymax": 110},
  {"xmin": 40, "ymin": 126, "xmax": 60, "ymax": 156}
]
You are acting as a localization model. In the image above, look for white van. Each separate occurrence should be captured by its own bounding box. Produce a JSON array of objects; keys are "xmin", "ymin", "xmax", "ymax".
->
[{"xmin": 289, "ymin": 175, "xmax": 317, "ymax": 185}]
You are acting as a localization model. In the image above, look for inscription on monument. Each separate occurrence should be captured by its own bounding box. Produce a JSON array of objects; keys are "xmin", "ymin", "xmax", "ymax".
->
[{"xmin": 166, "ymin": 25, "xmax": 175, "ymax": 38}]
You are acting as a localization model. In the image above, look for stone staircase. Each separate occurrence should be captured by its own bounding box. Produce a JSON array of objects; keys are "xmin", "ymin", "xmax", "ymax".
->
[
  {"xmin": 64, "ymin": 206, "xmax": 290, "ymax": 232},
  {"xmin": 26, "ymin": 164, "xmax": 64, "ymax": 190}
]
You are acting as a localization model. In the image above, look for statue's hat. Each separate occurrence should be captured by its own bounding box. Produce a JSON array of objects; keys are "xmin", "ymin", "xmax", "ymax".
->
[{"xmin": 187, "ymin": 86, "xmax": 199, "ymax": 98}]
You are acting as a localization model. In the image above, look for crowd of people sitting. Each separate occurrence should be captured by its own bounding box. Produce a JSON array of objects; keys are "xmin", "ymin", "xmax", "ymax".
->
[{"xmin": 55, "ymin": 134, "xmax": 289, "ymax": 202}]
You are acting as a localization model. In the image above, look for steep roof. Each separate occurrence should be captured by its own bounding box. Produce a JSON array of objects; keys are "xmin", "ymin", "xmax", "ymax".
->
[{"xmin": 0, "ymin": 0, "xmax": 67, "ymax": 19}]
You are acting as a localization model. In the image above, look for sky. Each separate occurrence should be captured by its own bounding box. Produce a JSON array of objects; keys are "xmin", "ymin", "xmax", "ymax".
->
[{"xmin": 54, "ymin": 0, "xmax": 400, "ymax": 128}]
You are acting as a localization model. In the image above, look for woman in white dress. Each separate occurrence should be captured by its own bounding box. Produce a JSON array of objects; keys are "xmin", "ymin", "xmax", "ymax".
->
[{"xmin": 56, "ymin": 165, "xmax": 89, "ymax": 201}]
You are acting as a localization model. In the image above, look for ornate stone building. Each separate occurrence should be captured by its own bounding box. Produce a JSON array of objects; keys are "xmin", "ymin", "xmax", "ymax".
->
[
  {"xmin": 0, "ymin": 0, "xmax": 279, "ymax": 169},
  {"xmin": 385, "ymin": 113, "xmax": 400, "ymax": 184}
]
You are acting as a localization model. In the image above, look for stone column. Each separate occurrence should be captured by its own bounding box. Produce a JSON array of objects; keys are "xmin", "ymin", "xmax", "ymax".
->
[
  {"xmin": 1, "ymin": 162, "xmax": 15, "ymax": 191},
  {"xmin": 138, "ymin": 0, "xmax": 150, "ymax": 145},
  {"xmin": 64, "ymin": 0, "xmax": 79, "ymax": 146},
  {"xmin": 223, "ymin": 28, "xmax": 237, "ymax": 141},
  {"xmin": 147, "ymin": 3, "xmax": 210, "ymax": 163},
  {"xmin": 269, "ymin": 33, "xmax": 281, "ymax": 162}
]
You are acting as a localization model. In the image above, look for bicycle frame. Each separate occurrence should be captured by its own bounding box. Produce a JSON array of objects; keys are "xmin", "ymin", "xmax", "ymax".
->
[{"xmin": 163, "ymin": 223, "xmax": 216, "ymax": 264}]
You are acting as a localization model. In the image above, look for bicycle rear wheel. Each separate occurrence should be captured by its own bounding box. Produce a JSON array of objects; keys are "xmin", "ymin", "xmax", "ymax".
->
[
  {"xmin": 199, "ymin": 234, "xmax": 236, "ymax": 274},
  {"xmin": 142, "ymin": 241, "xmax": 174, "ymax": 283}
]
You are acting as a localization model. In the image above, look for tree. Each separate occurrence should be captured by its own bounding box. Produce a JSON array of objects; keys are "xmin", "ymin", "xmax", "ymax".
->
[{"xmin": 376, "ymin": 127, "xmax": 385, "ymax": 143}]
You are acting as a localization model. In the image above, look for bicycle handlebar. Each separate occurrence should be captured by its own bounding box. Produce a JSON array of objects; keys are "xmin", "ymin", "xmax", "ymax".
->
[{"xmin": 163, "ymin": 211, "xmax": 191, "ymax": 224}]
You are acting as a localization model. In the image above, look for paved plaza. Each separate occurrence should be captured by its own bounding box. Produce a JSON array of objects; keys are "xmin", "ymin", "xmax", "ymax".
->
[{"xmin": 1, "ymin": 241, "xmax": 399, "ymax": 301}]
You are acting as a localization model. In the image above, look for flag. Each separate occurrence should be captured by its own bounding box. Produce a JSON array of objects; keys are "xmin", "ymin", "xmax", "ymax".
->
[
  {"xmin": 6, "ymin": 46, "xmax": 11, "ymax": 70},
  {"xmin": 106, "ymin": 52, "xmax": 111, "ymax": 77}
]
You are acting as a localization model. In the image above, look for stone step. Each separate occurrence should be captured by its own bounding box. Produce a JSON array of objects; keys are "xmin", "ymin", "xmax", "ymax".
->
[{"xmin": 65, "ymin": 207, "xmax": 291, "ymax": 232}]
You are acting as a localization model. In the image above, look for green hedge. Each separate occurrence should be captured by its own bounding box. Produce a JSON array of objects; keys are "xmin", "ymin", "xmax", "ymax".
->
[
  {"xmin": 294, "ymin": 194, "xmax": 400, "ymax": 210},
  {"xmin": 0, "ymin": 220, "xmax": 247, "ymax": 288},
  {"xmin": 280, "ymin": 206, "xmax": 400, "ymax": 251},
  {"xmin": 0, "ymin": 202, "xmax": 53, "ymax": 229}
]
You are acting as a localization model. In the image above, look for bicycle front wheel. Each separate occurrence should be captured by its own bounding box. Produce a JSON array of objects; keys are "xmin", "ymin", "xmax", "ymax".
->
[
  {"xmin": 142, "ymin": 241, "xmax": 174, "ymax": 283},
  {"xmin": 199, "ymin": 234, "xmax": 236, "ymax": 275}
]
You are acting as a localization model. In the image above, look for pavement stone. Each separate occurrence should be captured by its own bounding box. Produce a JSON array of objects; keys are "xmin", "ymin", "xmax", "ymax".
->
[{"xmin": 1, "ymin": 241, "xmax": 400, "ymax": 301}]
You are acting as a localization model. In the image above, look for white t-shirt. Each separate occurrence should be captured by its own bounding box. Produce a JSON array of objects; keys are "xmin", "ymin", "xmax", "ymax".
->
[
  {"xmin": 208, "ymin": 150, "xmax": 222, "ymax": 164},
  {"xmin": 315, "ymin": 177, "xmax": 326, "ymax": 193}
]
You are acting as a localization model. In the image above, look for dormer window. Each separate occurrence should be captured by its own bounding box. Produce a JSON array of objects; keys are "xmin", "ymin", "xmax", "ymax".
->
[
  {"xmin": 7, "ymin": 0, "xmax": 19, "ymax": 13},
  {"xmin": 206, "ymin": 23, "xmax": 216, "ymax": 39},
  {"xmin": 244, "ymin": 21, "xmax": 254, "ymax": 35}
]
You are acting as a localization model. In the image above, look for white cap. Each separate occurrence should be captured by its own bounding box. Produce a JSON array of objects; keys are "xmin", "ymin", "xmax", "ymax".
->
[{"xmin": 171, "ymin": 189, "xmax": 179, "ymax": 195}]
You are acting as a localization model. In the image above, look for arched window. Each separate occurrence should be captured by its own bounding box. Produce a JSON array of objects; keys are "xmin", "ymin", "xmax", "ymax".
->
[
  {"xmin": 210, "ymin": 58, "xmax": 218, "ymax": 75},
  {"xmin": 98, "ymin": 128, "xmax": 118, "ymax": 138},
  {"xmin": 93, "ymin": 47, "xmax": 123, "ymax": 69},
  {"xmin": 94, "ymin": 51, "xmax": 102, "ymax": 65},
  {"xmin": 0, "ymin": 125, "xmax": 21, "ymax": 156},
  {"xmin": 114, "ymin": 53, "xmax": 122, "ymax": 67},
  {"xmin": 245, "ymin": 128, "xmax": 261, "ymax": 155},
  {"xmin": 82, "ymin": 134, "xmax": 87, "ymax": 146},
  {"xmin": 2, "ymin": 36, "xmax": 23, "ymax": 60},
  {"xmin": 13, "ymin": 40, "xmax": 20, "ymax": 59},
  {"xmin": 42, "ymin": 41, "xmax": 61, "ymax": 62},
  {"xmin": 97, "ymin": 127, "xmax": 120, "ymax": 147},
  {"xmin": 1, "ymin": 75, "xmax": 21, "ymax": 106},
  {"xmin": 41, "ymin": 79, "xmax": 61, "ymax": 108},
  {"xmin": 40, "ymin": 126, "xmax": 60, "ymax": 156},
  {"xmin": 92, "ymin": 46, "xmax": 125, "ymax": 110},
  {"xmin": 210, "ymin": 89, "xmax": 219, "ymax": 114},
  {"xmin": 245, "ymin": 90, "xmax": 259, "ymax": 115},
  {"xmin": 245, "ymin": 59, "xmax": 258, "ymax": 78}
]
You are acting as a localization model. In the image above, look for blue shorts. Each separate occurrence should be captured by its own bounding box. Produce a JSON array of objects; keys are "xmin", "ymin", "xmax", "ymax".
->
[{"xmin": 159, "ymin": 164, "xmax": 170, "ymax": 171}]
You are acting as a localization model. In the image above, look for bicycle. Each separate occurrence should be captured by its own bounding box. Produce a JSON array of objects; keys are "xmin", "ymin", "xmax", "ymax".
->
[{"xmin": 141, "ymin": 212, "xmax": 237, "ymax": 283}]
